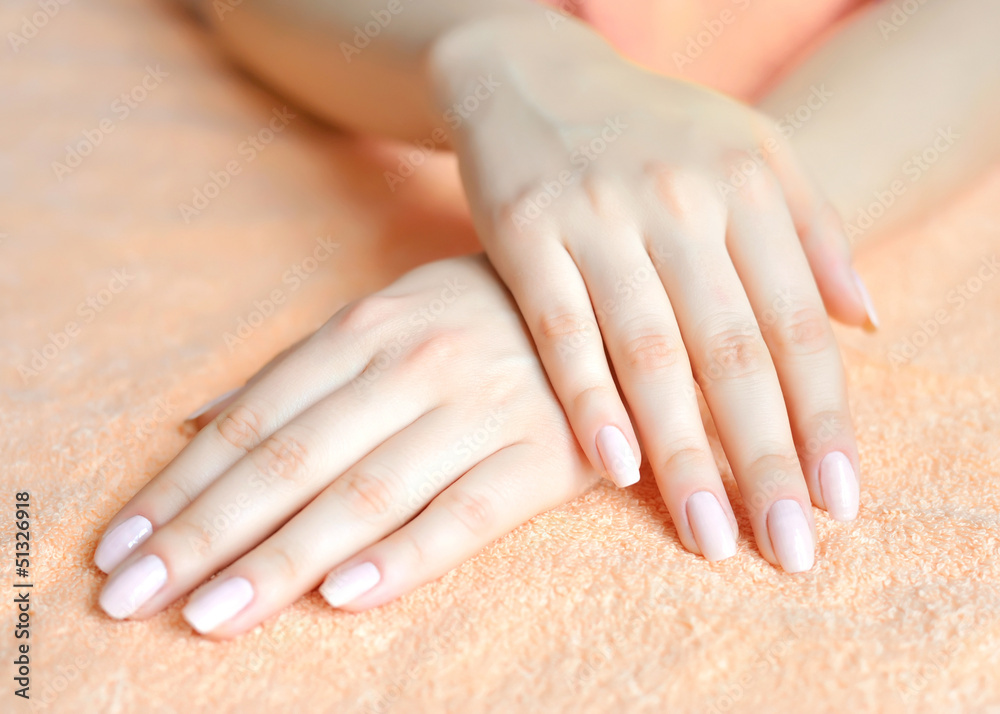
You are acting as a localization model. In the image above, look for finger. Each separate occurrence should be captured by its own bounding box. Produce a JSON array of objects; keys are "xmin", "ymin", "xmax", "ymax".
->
[
  {"xmin": 321, "ymin": 443, "xmax": 592, "ymax": 613},
  {"xmin": 185, "ymin": 386, "xmax": 243, "ymax": 427},
  {"xmin": 186, "ymin": 336, "xmax": 310, "ymax": 428},
  {"xmin": 493, "ymin": 238, "xmax": 641, "ymax": 488},
  {"xmin": 654, "ymin": 206, "xmax": 816, "ymax": 573},
  {"xmin": 726, "ymin": 180, "xmax": 860, "ymax": 522},
  {"xmin": 764, "ymin": 139, "xmax": 879, "ymax": 329},
  {"xmin": 575, "ymin": 235, "xmax": 737, "ymax": 561},
  {"xmin": 97, "ymin": 367, "xmax": 435, "ymax": 621},
  {"xmin": 178, "ymin": 407, "xmax": 513, "ymax": 637},
  {"xmin": 94, "ymin": 300, "xmax": 382, "ymax": 573}
]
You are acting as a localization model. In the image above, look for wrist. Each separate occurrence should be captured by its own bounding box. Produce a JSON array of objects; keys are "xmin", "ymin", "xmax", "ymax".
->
[{"xmin": 422, "ymin": 8, "xmax": 615, "ymax": 137}]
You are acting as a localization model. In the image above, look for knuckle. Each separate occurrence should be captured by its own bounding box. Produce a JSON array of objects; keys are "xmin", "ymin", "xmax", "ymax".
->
[
  {"xmin": 744, "ymin": 450, "xmax": 802, "ymax": 489},
  {"xmin": 770, "ymin": 306, "xmax": 832, "ymax": 356},
  {"xmin": 700, "ymin": 324, "xmax": 769, "ymax": 381},
  {"xmin": 473, "ymin": 354, "xmax": 532, "ymax": 405},
  {"xmin": 571, "ymin": 384, "xmax": 618, "ymax": 416},
  {"xmin": 399, "ymin": 531, "xmax": 429, "ymax": 570},
  {"xmin": 403, "ymin": 329, "xmax": 462, "ymax": 368},
  {"xmin": 468, "ymin": 355, "xmax": 542, "ymax": 408},
  {"xmin": 339, "ymin": 467, "xmax": 400, "ymax": 521},
  {"xmin": 216, "ymin": 403, "xmax": 267, "ymax": 454},
  {"xmin": 441, "ymin": 488, "xmax": 495, "ymax": 536},
  {"xmin": 537, "ymin": 309, "xmax": 596, "ymax": 342},
  {"xmin": 797, "ymin": 409, "xmax": 853, "ymax": 458},
  {"xmin": 581, "ymin": 175, "xmax": 626, "ymax": 219},
  {"xmin": 335, "ymin": 295, "xmax": 399, "ymax": 335},
  {"xmin": 660, "ymin": 444, "xmax": 714, "ymax": 476},
  {"xmin": 496, "ymin": 190, "xmax": 551, "ymax": 236},
  {"xmin": 258, "ymin": 542, "xmax": 306, "ymax": 583},
  {"xmin": 149, "ymin": 477, "xmax": 197, "ymax": 514},
  {"xmin": 644, "ymin": 163, "xmax": 705, "ymax": 223},
  {"xmin": 621, "ymin": 332, "xmax": 683, "ymax": 373},
  {"xmin": 167, "ymin": 518, "xmax": 216, "ymax": 558},
  {"xmin": 734, "ymin": 168, "xmax": 780, "ymax": 206},
  {"xmin": 252, "ymin": 429, "xmax": 314, "ymax": 485}
]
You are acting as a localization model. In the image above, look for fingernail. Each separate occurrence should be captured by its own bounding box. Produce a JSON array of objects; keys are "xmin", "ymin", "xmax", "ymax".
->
[
  {"xmin": 99, "ymin": 554, "xmax": 168, "ymax": 619},
  {"xmin": 320, "ymin": 562, "xmax": 380, "ymax": 608},
  {"xmin": 851, "ymin": 269, "xmax": 880, "ymax": 332},
  {"xmin": 767, "ymin": 500, "xmax": 814, "ymax": 573},
  {"xmin": 185, "ymin": 387, "xmax": 240, "ymax": 421},
  {"xmin": 94, "ymin": 515, "xmax": 153, "ymax": 573},
  {"xmin": 819, "ymin": 451, "xmax": 859, "ymax": 521},
  {"xmin": 686, "ymin": 491, "xmax": 737, "ymax": 562},
  {"xmin": 596, "ymin": 425, "xmax": 640, "ymax": 487},
  {"xmin": 183, "ymin": 577, "xmax": 254, "ymax": 634}
]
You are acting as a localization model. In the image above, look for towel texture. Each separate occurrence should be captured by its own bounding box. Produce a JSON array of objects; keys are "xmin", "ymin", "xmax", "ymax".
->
[{"xmin": 2, "ymin": 0, "xmax": 999, "ymax": 712}]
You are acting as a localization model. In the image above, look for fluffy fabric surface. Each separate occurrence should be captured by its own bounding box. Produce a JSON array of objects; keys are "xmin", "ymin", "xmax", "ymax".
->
[{"xmin": 2, "ymin": 0, "xmax": 998, "ymax": 712}]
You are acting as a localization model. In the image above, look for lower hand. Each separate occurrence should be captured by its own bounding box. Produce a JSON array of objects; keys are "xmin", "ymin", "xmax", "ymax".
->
[{"xmin": 94, "ymin": 255, "xmax": 598, "ymax": 638}]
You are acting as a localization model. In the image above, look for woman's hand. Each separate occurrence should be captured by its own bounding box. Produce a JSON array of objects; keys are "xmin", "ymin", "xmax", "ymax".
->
[
  {"xmin": 93, "ymin": 255, "xmax": 599, "ymax": 638},
  {"xmin": 428, "ymin": 17, "xmax": 875, "ymax": 572}
]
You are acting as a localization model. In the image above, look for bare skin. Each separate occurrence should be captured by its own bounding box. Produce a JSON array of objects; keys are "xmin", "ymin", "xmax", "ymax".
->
[{"xmin": 94, "ymin": 0, "xmax": 1000, "ymax": 636}]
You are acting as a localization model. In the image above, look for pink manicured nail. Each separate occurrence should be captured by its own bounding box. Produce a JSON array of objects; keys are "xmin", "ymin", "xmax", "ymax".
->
[
  {"xmin": 851, "ymin": 269, "xmax": 880, "ymax": 332},
  {"xmin": 320, "ymin": 562, "xmax": 380, "ymax": 608},
  {"xmin": 95, "ymin": 515, "xmax": 153, "ymax": 573},
  {"xmin": 686, "ymin": 491, "xmax": 737, "ymax": 562},
  {"xmin": 183, "ymin": 577, "xmax": 255, "ymax": 634},
  {"xmin": 820, "ymin": 451, "xmax": 859, "ymax": 521},
  {"xmin": 596, "ymin": 426, "xmax": 640, "ymax": 487},
  {"xmin": 99, "ymin": 554, "xmax": 167, "ymax": 619},
  {"xmin": 767, "ymin": 500, "xmax": 814, "ymax": 573},
  {"xmin": 185, "ymin": 387, "xmax": 240, "ymax": 421}
]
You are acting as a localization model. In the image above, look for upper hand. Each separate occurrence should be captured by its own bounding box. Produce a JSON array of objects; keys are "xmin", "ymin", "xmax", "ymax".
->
[{"xmin": 429, "ymin": 19, "xmax": 876, "ymax": 571}]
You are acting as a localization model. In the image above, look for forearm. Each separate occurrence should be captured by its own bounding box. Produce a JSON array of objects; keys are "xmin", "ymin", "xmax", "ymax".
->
[
  {"xmin": 758, "ymin": 0, "xmax": 1000, "ymax": 240},
  {"xmin": 200, "ymin": 0, "xmax": 604, "ymax": 142}
]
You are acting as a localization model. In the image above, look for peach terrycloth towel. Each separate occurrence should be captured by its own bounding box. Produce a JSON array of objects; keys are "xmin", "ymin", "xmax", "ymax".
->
[{"xmin": 2, "ymin": 0, "xmax": 1000, "ymax": 712}]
